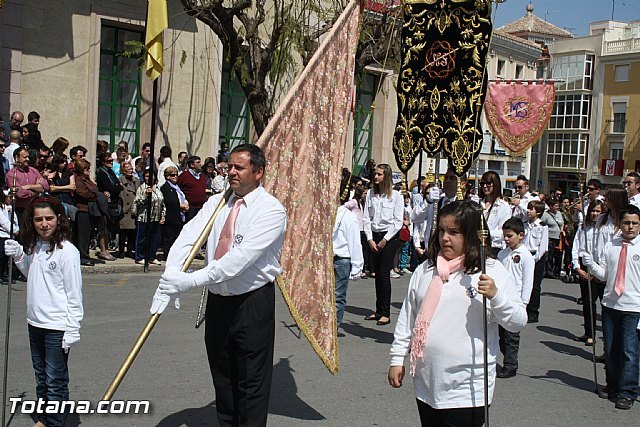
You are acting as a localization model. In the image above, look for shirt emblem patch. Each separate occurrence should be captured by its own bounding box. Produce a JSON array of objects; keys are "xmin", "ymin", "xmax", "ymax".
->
[
  {"xmin": 234, "ymin": 234, "xmax": 243, "ymax": 245},
  {"xmin": 466, "ymin": 286, "xmax": 478, "ymax": 298},
  {"xmin": 633, "ymin": 254, "xmax": 640, "ymax": 262},
  {"xmin": 49, "ymin": 261, "xmax": 57, "ymax": 270},
  {"xmin": 513, "ymin": 255, "xmax": 521, "ymax": 263}
]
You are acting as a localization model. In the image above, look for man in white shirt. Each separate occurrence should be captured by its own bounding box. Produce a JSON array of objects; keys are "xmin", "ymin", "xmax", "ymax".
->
[
  {"xmin": 511, "ymin": 175, "xmax": 540, "ymax": 225},
  {"xmin": 212, "ymin": 161, "xmax": 228, "ymax": 194},
  {"xmin": 4, "ymin": 130, "xmax": 21, "ymax": 168},
  {"xmin": 150, "ymin": 144, "xmax": 286, "ymax": 426},
  {"xmin": 333, "ymin": 203, "xmax": 364, "ymax": 333},
  {"xmin": 156, "ymin": 146, "xmax": 175, "ymax": 187},
  {"xmin": 625, "ymin": 172, "xmax": 640, "ymax": 208}
]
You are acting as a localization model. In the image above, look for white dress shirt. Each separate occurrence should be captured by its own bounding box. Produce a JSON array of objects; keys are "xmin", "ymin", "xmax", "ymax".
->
[
  {"xmin": 15, "ymin": 240, "xmax": 83, "ymax": 334},
  {"xmin": 593, "ymin": 214, "xmax": 620, "ymax": 266},
  {"xmin": 4, "ymin": 142, "xmax": 19, "ymax": 168},
  {"xmin": 571, "ymin": 224, "xmax": 596, "ymax": 269},
  {"xmin": 589, "ymin": 235, "xmax": 640, "ymax": 312},
  {"xmin": 212, "ymin": 175, "xmax": 227, "ymax": 193},
  {"xmin": 629, "ymin": 193, "xmax": 640, "ymax": 208},
  {"xmin": 523, "ymin": 218, "xmax": 548, "ymax": 262},
  {"xmin": 484, "ymin": 198, "xmax": 511, "ymax": 250},
  {"xmin": 167, "ymin": 186, "xmax": 287, "ymax": 296},
  {"xmin": 362, "ymin": 189, "xmax": 404, "ymax": 242},
  {"xmin": 498, "ymin": 244, "xmax": 535, "ymax": 305},
  {"xmin": 512, "ymin": 191, "xmax": 539, "ymax": 224},
  {"xmin": 332, "ymin": 205, "xmax": 364, "ymax": 278},
  {"xmin": 411, "ymin": 194, "xmax": 456, "ymax": 249},
  {"xmin": 390, "ymin": 259, "xmax": 527, "ymax": 409},
  {"xmin": 156, "ymin": 157, "xmax": 176, "ymax": 187}
]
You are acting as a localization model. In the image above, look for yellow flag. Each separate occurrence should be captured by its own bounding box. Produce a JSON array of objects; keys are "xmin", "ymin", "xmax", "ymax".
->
[{"xmin": 145, "ymin": 0, "xmax": 168, "ymax": 81}]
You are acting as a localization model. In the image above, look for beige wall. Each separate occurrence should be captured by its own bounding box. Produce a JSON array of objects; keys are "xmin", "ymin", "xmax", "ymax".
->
[{"xmin": 3, "ymin": 0, "xmax": 223, "ymax": 166}]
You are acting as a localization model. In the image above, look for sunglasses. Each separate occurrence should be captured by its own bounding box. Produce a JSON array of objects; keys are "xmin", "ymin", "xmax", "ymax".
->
[
  {"xmin": 515, "ymin": 186, "xmax": 523, "ymax": 190},
  {"xmin": 167, "ymin": 173, "xmax": 178, "ymax": 177},
  {"xmin": 479, "ymin": 181, "xmax": 492, "ymax": 186},
  {"xmin": 587, "ymin": 187, "xmax": 598, "ymax": 191},
  {"xmin": 624, "ymin": 181, "xmax": 635, "ymax": 186}
]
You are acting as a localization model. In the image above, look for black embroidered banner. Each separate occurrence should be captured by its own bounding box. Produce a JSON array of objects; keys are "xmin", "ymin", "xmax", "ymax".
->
[{"xmin": 393, "ymin": 0, "xmax": 492, "ymax": 176}]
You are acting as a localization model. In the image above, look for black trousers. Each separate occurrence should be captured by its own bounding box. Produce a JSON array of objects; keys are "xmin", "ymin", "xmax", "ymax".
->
[
  {"xmin": 118, "ymin": 228, "xmax": 136, "ymax": 255},
  {"xmin": 499, "ymin": 326, "xmax": 521, "ymax": 372},
  {"xmin": 205, "ymin": 283, "xmax": 275, "ymax": 427},
  {"xmin": 416, "ymin": 399, "xmax": 485, "ymax": 427},
  {"xmin": 370, "ymin": 232, "xmax": 401, "ymax": 318},
  {"xmin": 162, "ymin": 223, "xmax": 183, "ymax": 257},
  {"xmin": 527, "ymin": 254, "xmax": 547, "ymax": 320},
  {"xmin": 75, "ymin": 211, "xmax": 95, "ymax": 259},
  {"xmin": 578, "ymin": 261, "xmax": 605, "ymax": 337}
]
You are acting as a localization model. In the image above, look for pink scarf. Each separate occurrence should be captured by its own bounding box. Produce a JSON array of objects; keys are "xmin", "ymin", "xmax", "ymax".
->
[{"xmin": 410, "ymin": 253, "xmax": 465, "ymax": 375}]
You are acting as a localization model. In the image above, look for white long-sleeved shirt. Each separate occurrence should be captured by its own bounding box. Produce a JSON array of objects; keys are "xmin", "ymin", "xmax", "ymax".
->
[
  {"xmin": 589, "ymin": 235, "xmax": 640, "ymax": 312},
  {"xmin": 362, "ymin": 189, "xmax": 404, "ymax": 242},
  {"xmin": 343, "ymin": 199, "xmax": 364, "ymax": 231},
  {"xmin": 0, "ymin": 205, "xmax": 19, "ymax": 238},
  {"xmin": 498, "ymin": 245, "xmax": 535, "ymax": 305},
  {"xmin": 571, "ymin": 224, "xmax": 596, "ymax": 269},
  {"xmin": 332, "ymin": 206, "xmax": 364, "ymax": 278},
  {"xmin": 523, "ymin": 218, "xmax": 548, "ymax": 262},
  {"xmin": 593, "ymin": 214, "xmax": 619, "ymax": 266},
  {"xmin": 156, "ymin": 157, "xmax": 176, "ymax": 188},
  {"xmin": 390, "ymin": 259, "xmax": 527, "ymax": 409},
  {"xmin": 15, "ymin": 240, "xmax": 83, "ymax": 333},
  {"xmin": 411, "ymin": 194, "xmax": 456, "ymax": 249},
  {"xmin": 512, "ymin": 192, "xmax": 539, "ymax": 225},
  {"xmin": 629, "ymin": 193, "xmax": 640, "ymax": 208},
  {"xmin": 4, "ymin": 142, "xmax": 19, "ymax": 168},
  {"xmin": 484, "ymin": 198, "xmax": 511, "ymax": 250},
  {"xmin": 168, "ymin": 186, "xmax": 287, "ymax": 296}
]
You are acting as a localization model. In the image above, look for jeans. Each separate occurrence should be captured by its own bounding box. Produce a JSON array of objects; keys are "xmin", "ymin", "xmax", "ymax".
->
[
  {"xmin": 334, "ymin": 257, "xmax": 351, "ymax": 329},
  {"xmin": 399, "ymin": 241, "xmax": 410, "ymax": 270},
  {"xmin": 499, "ymin": 326, "xmax": 521, "ymax": 371},
  {"xmin": 28, "ymin": 325, "xmax": 69, "ymax": 427},
  {"xmin": 135, "ymin": 221, "xmax": 161, "ymax": 261},
  {"xmin": 602, "ymin": 306, "xmax": 640, "ymax": 400}
]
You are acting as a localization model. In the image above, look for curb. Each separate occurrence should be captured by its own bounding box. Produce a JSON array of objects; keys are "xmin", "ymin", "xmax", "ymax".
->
[{"xmin": 80, "ymin": 259, "xmax": 206, "ymax": 275}]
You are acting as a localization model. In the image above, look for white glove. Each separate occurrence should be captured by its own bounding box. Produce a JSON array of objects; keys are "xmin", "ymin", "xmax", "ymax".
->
[
  {"xmin": 428, "ymin": 187, "xmax": 442, "ymax": 203},
  {"xmin": 4, "ymin": 239, "xmax": 24, "ymax": 259},
  {"xmin": 470, "ymin": 195, "xmax": 481, "ymax": 205},
  {"xmin": 581, "ymin": 253, "xmax": 592, "ymax": 267},
  {"xmin": 62, "ymin": 331, "xmax": 80, "ymax": 353},
  {"xmin": 150, "ymin": 287, "xmax": 182, "ymax": 314},
  {"xmin": 158, "ymin": 270, "xmax": 197, "ymax": 296}
]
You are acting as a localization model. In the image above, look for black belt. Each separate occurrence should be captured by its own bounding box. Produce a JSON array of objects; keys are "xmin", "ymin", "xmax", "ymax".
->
[{"xmin": 334, "ymin": 255, "xmax": 350, "ymax": 261}]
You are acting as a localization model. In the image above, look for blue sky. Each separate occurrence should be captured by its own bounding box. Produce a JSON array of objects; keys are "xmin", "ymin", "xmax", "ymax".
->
[{"xmin": 494, "ymin": 0, "xmax": 640, "ymax": 36}]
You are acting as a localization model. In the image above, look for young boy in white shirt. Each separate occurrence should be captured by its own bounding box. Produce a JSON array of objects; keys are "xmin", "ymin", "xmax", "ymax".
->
[
  {"xmin": 584, "ymin": 205, "xmax": 640, "ymax": 410},
  {"xmin": 496, "ymin": 218, "xmax": 535, "ymax": 378},
  {"xmin": 523, "ymin": 200, "xmax": 549, "ymax": 323}
]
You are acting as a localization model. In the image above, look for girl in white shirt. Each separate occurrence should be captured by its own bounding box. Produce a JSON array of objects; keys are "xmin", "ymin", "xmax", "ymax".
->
[
  {"xmin": 388, "ymin": 201, "xmax": 526, "ymax": 425},
  {"xmin": 5, "ymin": 197, "xmax": 83, "ymax": 427},
  {"xmin": 572, "ymin": 199, "xmax": 604, "ymax": 345},
  {"xmin": 480, "ymin": 171, "xmax": 511, "ymax": 257},
  {"xmin": 362, "ymin": 164, "xmax": 404, "ymax": 326}
]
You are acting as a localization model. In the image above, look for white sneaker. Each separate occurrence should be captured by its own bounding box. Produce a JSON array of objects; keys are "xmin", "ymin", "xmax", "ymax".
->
[
  {"xmin": 390, "ymin": 270, "xmax": 401, "ymax": 279},
  {"xmin": 401, "ymin": 268, "xmax": 412, "ymax": 275},
  {"xmin": 150, "ymin": 259, "xmax": 162, "ymax": 265}
]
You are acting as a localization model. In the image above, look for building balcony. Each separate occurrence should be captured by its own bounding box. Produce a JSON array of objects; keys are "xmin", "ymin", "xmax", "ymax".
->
[
  {"xmin": 600, "ymin": 159, "xmax": 625, "ymax": 177},
  {"xmin": 602, "ymin": 37, "xmax": 640, "ymax": 55}
]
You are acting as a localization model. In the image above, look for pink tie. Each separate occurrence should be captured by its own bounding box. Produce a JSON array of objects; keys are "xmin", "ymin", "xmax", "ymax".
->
[
  {"xmin": 214, "ymin": 197, "xmax": 244, "ymax": 260},
  {"xmin": 614, "ymin": 241, "xmax": 629, "ymax": 296}
]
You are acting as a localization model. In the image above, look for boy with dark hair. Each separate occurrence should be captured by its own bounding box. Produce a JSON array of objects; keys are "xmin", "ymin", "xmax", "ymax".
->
[
  {"xmin": 496, "ymin": 217, "xmax": 535, "ymax": 378},
  {"xmin": 523, "ymin": 200, "xmax": 548, "ymax": 323},
  {"xmin": 584, "ymin": 205, "xmax": 640, "ymax": 409}
]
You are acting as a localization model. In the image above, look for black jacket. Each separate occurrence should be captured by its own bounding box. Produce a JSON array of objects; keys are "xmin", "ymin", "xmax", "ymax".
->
[{"xmin": 160, "ymin": 183, "xmax": 185, "ymax": 226}]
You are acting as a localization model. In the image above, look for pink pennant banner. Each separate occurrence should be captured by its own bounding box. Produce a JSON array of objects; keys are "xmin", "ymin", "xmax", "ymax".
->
[{"xmin": 484, "ymin": 81, "xmax": 555, "ymax": 155}]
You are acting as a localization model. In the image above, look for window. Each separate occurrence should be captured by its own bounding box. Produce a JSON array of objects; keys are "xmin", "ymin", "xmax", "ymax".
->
[
  {"xmin": 548, "ymin": 94, "xmax": 591, "ymax": 130},
  {"xmin": 546, "ymin": 133, "xmax": 587, "ymax": 169},
  {"xmin": 98, "ymin": 25, "xmax": 143, "ymax": 154},
  {"xmin": 610, "ymin": 142, "xmax": 623, "ymax": 160},
  {"xmin": 612, "ymin": 102, "xmax": 627, "ymax": 133},
  {"xmin": 487, "ymin": 160, "xmax": 502, "ymax": 172},
  {"xmin": 552, "ymin": 54, "xmax": 595, "ymax": 91},
  {"xmin": 515, "ymin": 64, "xmax": 523, "ymax": 79},
  {"xmin": 352, "ymin": 73, "xmax": 378, "ymax": 175},
  {"xmin": 219, "ymin": 60, "xmax": 250, "ymax": 149},
  {"xmin": 497, "ymin": 59, "xmax": 505, "ymax": 76},
  {"xmin": 614, "ymin": 64, "xmax": 630, "ymax": 82}
]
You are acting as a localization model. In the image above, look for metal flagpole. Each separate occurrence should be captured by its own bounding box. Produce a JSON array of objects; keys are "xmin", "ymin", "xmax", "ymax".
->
[
  {"xmin": 477, "ymin": 208, "xmax": 490, "ymax": 426},
  {"xmin": 1, "ymin": 167, "xmax": 18, "ymax": 427},
  {"xmin": 430, "ymin": 153, "xmax": 442, "ymax": 239},
  {"xmin": 144, "ymin": 78, "xmax": 159, "ymax": 273},
  {"xmin": 103, "ymin": 188, "xmax": 233, "ymax": 401}
]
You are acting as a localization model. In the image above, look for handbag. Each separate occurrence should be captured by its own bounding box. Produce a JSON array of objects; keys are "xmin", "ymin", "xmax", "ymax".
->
[
  {"xmin": 107, "ymin": 198, "xmax": 124, "ymax": 223},
  {"xmin": 399, "ymin": 225, "xmax": 411, "ymax": 242}
]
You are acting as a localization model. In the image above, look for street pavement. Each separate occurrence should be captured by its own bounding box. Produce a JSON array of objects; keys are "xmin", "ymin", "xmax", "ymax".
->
[{"xmin": 1, "ymin": 267, "xmax": 638, "ymax": 426}]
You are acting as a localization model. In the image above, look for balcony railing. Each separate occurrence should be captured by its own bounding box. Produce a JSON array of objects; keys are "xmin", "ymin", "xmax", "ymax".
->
[{"xmin": 603, "ymin": 37, "xmax": 640, "ymax": 55}]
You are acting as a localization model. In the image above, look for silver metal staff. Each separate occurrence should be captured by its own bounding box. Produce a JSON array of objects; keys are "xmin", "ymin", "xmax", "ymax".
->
[
  {"xmin": 2, "ymin": 167, "xmax": 18, "ymax": 427},
  {"xmin": 477, "ymin": 207, "xmax": 490, "ymax": 427},
  {"xmin": 103, "ymin": 188, "xmax": 233, "ymax": 401},
  {"xmin": 430, "ymin": 153, "xmax": 442, "ymax": 239}
]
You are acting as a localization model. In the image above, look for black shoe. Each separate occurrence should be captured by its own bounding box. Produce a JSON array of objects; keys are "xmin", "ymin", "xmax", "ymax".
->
[
  {"xmin": 337, "ymin": 332, "xmax": 345, "ymax": 337},
  {"xmin": 116, "ymin": 252, "xmax": 125, "ymax": 259},
  {"xmin": 615, "ymin": 397, "xmax": 633, "ymax": 410},
  {"xmin": 527, "ymin": 315, "xmax": 539, "ymax": 324},
  {"xmin": 594, "ymin": 354, "xmax": 606, "ymax": 363},
  {"xmin": 16, "ymin": 273, "xmax": 27, "ymax": 282},
  {"xmin": 576, "ymin": 297, "xmax": 583, "ymax": 305},
  {"xmin": 496, "ymin": 367, "xmax": 517, "ymax": 379},
  {"xmin": 598, "ymin": 387, "xmax": 616, "ymax": 400},
  {"xmin": 81, "ymin": 259, "xmax": 95, "ymax": 267}
]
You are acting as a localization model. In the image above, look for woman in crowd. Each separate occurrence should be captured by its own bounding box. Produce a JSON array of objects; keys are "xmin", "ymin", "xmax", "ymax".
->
[
  {"xmin": 203, "ymin": 157, "xmax": 217, "ymax": 196},
  {"xmin": 73, "ymin": 159, "xmax": 101, "ymax": 266},
  {"xmin": 160, "ymin": 166, "xmax": 188, "ymax": 258},
  {"xmin": 572, "ymin": 199, "xmax": 605, "ymax": 346},
  {"xmin": 133, "ymin": 169, "xmax": 164, "ymax": 265},
  {"xmin": 344, "ymin": 181, "xmax": 367, "ymax": 278},
  {"xmin": 362, "ymin": 163, "xmax": 404, "ymax": 326},
  {"xmin": 95, "ymin": 152, "xmax": 122, "ymax": 261},
  {"xmin": 118, "ymin": 161, "xmax": 140, "ymax": 258},
  {"xmin": 48, "ymin": 154, "xmax": 77, "ymax": 225},
  {"xmin": 480, "ymin": 171, "xmax": 511, "ymax": 257},
  {"xmin": 50, "ymin": 137, "xmax": 69, "ymax": 156}
]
